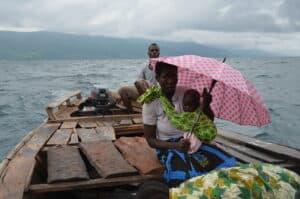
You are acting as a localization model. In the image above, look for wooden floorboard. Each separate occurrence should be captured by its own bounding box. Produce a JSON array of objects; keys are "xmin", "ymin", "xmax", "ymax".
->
[
  {"xmin": 60, "ymin": 121, "xmax": 77, "ymax": 129},
  {"xmin": 47, "ymin": 146, "xmax": 89, "ymax": 183},
  {"xmin": 80, "ymin": 141, "xmax": 137, "ymax": 178},
  {"xmin": 78, "ymin": 122, "xmax": 98, "ymax": 128},
  {"xmin": 47, "ymin": 129, "xmax": 72, "ymax": 145},
  {"xmin": 69, "ymin": 129, "xmax": 79, "ymax": 145},
  {"xmin": 114, "ymin": 137, "xmax": 163, "ymax": 175},
  {"xmin": 77, "ymin": 128, "xmax": 103, "ymax": 143},
  {"xmin": 95, "ymin": 126, "xmax": 116, "ymax": 141}
]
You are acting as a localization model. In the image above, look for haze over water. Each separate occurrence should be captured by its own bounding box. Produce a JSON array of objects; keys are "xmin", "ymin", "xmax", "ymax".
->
[{"xmin": 0, "ymin": 57, "xmax": 299, "ymax": 160}]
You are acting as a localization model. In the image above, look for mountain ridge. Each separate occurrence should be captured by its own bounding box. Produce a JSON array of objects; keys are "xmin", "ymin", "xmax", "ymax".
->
[{"xmin": 0, "ymin": 31, "xmax": 273, "ymax": 60}]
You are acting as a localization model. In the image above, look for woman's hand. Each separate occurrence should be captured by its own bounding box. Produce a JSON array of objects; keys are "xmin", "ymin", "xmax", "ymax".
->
[{"xmin": 175, "ymin": 139, "xmax": 191, "ymax": 152}]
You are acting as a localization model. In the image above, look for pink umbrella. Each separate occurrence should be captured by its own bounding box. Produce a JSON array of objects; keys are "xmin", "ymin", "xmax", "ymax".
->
[{"xmin": 150, "ymin": 55, "xmax": 271, "ymax": 127}]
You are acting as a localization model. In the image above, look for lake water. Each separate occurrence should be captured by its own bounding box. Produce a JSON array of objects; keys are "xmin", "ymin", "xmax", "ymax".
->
[{"xmin": 0, "ymin": 58, "xmax": 300, "ymax": 160}]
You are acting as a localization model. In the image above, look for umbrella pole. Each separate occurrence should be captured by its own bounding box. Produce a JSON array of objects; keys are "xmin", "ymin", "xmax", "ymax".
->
[{"xmin": 189, "ymin": 56, "xmax": 227, "ymax": 135}]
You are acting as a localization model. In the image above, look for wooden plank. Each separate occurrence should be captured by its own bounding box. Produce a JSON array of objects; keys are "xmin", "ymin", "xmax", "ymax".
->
[
  {"xmin": 119, "ymin": 119, "xmax": 133, "ymax": 125},
  {"xmin": 215, "ymin": 143, "xmax": 260, "ymax": 163},
  {"xmin": 77, "ymin": 128, "xmax": 103, "ymax": 143},
  {"xmin": 28, "ymin": 174, "xmax": 162, "ymax": 194},
  {"xmin": 0, "ymin": 123, "xmax": 60, "ymax": 199},
  {"xmin": 69, "ymin": 129, "xmax": 79, "ymax": 145},
  {"xmin": 47, "ymin": 90, "xmax": 81, "ymax": 108},
  {"xmin": 215, "ymin": 137, "xmax": 284, "ymax": 163},
  {"xmin": 78, "ymin": 121, "xmax": 98, "ymax": 128},
  {"xmin": 60, "ymin": 121, "xmax": 77, "ymax": 129},
  {"xmin": 47, "ymin": 129, "xmax": 72, "ymax": 146},
  {"xmin": 132, "ymin": 118, "xmax": 142, "ymax": 124},
  {"xmin": 95, "ymin": 127, "xmax": 116, "ymax": 141},
  {"xmin": 115, "ymin": 137, "xmax": 163, "ymax": 175},
  {"xmin": 47, "ymin": 146, "xmax": 89, "ymax": 183},
  {"xmin": 80, "ymin": 141, "xmax": 137, "ymax": 178},
  {"xmin": 218, "ymin": 129, "xmax": 300, "ymax": 161}
]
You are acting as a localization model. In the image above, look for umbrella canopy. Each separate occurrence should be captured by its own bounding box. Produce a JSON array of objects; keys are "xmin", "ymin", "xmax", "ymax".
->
[{"xmin": 150, "ymin": 55, "xmax": 271, "ymax": 127}]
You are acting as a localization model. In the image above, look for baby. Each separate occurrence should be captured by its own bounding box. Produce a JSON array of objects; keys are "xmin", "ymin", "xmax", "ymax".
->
[{"xmin": 182, "ymin": 89, "xmax": 203, "ymax": 154}]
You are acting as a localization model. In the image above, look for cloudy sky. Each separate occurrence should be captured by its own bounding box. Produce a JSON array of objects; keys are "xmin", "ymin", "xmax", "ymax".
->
[{"xmin": 0, "ymin": 0, "xmax": 299, "ymax": 56}]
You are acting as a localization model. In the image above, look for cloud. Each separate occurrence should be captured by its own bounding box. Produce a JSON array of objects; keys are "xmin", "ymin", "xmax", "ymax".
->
[{"xmin": 0, "ymin": 0, "xmax": 299, "ymax": 55}]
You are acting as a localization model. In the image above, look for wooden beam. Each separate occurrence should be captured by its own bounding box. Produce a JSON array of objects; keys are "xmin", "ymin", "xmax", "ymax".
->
[
  {"xmin": 215, "ymin": 143, "xmax": 260, "ymax": 164},
  {"xmin": 215, "ymin": 137, "xmax": 284, "ymax": 163},
  {"xmin": 218, "ymin": 129, "xmax": 300, "ymax": 162},
  {"xmin": 28, "ymin": 174, "xmax": 162, "ymax": 194}
]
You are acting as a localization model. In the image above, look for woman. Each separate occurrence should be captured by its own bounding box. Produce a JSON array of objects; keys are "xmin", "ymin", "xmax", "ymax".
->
[{"xmin": 141, "ymin": 61, "xmax": 236, "ymax": 186}]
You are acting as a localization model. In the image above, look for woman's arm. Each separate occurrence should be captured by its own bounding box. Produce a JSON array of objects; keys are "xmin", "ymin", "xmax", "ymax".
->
[{"xmin": 144, "ymin": 124, "xmax": 190, "ymax": 151}]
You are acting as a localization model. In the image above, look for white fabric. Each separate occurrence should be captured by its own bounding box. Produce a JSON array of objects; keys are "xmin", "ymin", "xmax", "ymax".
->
[
  {"xmin": 142, "ymin": 86, "xmax": 187, "ymax": 140},
  {"xmin": 137, "ymin": 64, "xmax": 157, "ymax": 85}
]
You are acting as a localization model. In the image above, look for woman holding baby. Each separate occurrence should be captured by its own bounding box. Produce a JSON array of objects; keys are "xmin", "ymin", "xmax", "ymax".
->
[{"xmin": 139, "ymin": 61, "xmax": 236, "ymax": 186}]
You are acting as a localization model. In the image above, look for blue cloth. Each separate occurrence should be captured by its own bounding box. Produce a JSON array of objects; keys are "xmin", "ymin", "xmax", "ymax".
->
[{"xmin": 156, "ymin": 139, "xmax": 236, "ymax": 186}]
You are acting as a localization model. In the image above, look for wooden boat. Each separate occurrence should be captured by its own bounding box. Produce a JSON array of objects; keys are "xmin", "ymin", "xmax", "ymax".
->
[{"xmin": 0, "ymin": 90, "xmax": 299, "ymax": 199}]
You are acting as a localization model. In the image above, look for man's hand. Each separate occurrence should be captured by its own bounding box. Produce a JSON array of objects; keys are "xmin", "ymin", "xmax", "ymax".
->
[
  {"xmin": 135, "ymin": 79, "xmax": 150, "ymax": 95},
  {"xmin": 202, "ymin": 88, "xmax": 212, "ymax": 107}
]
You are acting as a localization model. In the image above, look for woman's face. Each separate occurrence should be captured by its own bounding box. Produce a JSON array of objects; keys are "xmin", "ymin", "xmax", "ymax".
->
[{"xmin": 157, "ymin": 67, "xmax": 178, "ymax": 96}]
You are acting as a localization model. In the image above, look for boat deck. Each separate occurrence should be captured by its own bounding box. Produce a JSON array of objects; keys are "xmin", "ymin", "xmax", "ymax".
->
[{"xmin": 1, "ymin": 90, "xmax": 299, "ymax": 199}]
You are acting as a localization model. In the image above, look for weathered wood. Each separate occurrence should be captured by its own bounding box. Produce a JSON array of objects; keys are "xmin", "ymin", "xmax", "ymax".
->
[
  {"xmin": 115, "ymin": 137, "xmax": 163, "ymax": 175},
  {"xmin": 47, "ymin": 90, "xmax": 81, "ymax": 109},
  {"xmin": 28, "ymin": 174, "xmax": 162, "ymax": 194},
  {"xmin": 215, "ymin": 137, "xmax": 284, "ymax": 163},
  {"xmin": 218, "ymin": 129, "xmax": 300, "ymax": 161},
  {"xmin": 95, "ymin": 126, "xmax": 116, "ymax": 141},
  {"xmin": 47, "ymin": 129, "xmax": 72, "ymax": 146},
  {"xmin": 47, "ymin": 146, "xmax": 89, "ymax": 183},
  {"xmin": 215, "ymin": 143, "xmax": 260, "ymax": 163},
  {"xmin": 119, "ymin": 119, "xmax": 133, "ymax": 125},
  {"xmin": 0, "ymin": 123, "xmax": 60, "ymax": 199},
  {"xmin": 80, "ymin": 141, "xmax": 137, "ymax": 178},
  {"xmin": 97, "ymin": 121, "xmax": 116, "ymax": 127},
  {"xmin": 132, "ymin": 118, "xmax": 142, "ymax": 124},
  {"xmin": 114, "ymin": 124, "xmax": 143, "ymax": 131},
  {"xmin": 69, "ymin": 129, "xmax": 79, "ymax": 145},
  {"xmin": 78, "ymin": 121, "xmax": 98, "ymax": 128},
  {"xmin": 77, "ymin": 128, "xmax": 103, "ymax": 143},
  {"xmin": 60, "ymin": 121, "xmax": 77, "ymax": 129}
]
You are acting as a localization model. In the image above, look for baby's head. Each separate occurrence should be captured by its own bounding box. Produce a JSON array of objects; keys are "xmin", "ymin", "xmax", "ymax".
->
[{"xmin": 183, "ymin": 89, "xmax": 200, "ymax": 112}]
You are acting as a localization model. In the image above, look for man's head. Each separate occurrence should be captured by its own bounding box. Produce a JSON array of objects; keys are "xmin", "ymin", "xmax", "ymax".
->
[{"xmin": 148, "ymin": 43, "xmax": 160, "ymax": 58}]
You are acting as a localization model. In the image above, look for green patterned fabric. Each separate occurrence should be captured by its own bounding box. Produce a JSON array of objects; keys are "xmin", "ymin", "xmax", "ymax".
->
[
  {"xmin": 170, "ymin": 163, "xmax": 300, "ymax": 199},
  {"xmin": 138, "ymin": 86, "xmax": 217, "ymax": 142}
]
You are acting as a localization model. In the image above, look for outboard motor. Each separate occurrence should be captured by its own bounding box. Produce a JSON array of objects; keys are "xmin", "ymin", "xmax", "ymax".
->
[
  {"xmin": 78, "ymin": 88, "xmax": 116, "ymax": 114},
  {"xmin": 93, "ymin": 88, "xmax": 116, "ymax": 111}
]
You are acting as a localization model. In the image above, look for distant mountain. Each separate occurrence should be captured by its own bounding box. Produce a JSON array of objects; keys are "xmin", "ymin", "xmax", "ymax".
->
[{"xmin": 0, "ymin": 31, "xmax": 271, "ymax": 60}]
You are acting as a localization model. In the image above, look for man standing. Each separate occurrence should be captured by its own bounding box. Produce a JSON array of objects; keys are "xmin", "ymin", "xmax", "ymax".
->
[{"xmin": 118, "ymin": 43, "xmax": 160, "ymax": 111}]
